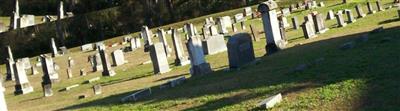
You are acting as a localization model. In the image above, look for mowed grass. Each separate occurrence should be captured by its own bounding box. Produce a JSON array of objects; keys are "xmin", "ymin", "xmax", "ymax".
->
[{"xmin": 2, "ymin": 0, "xmax": 400, "ymax": 110}]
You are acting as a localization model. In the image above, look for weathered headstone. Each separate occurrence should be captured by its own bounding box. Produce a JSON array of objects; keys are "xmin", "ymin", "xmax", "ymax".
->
[
  {"xmin": 20, "ymin": 58, "xmax": 31, "ymax": 70},
  {"xmin": 93, "ymin": 53, "xmax": 103, "ymax": 72},
  {"xmin": 80, "ymin": 69, "xmax": 86, "ymax": 76},
  {"xmin": 68, "ymin": 57, "xmax": 74, "ymax": 68},
  {"xmin": 217, "ymin": 16, "xmax": 232, "ymax": 34},
  {"xmin": 98, "ymin": 47, "xmax": 116, "ymax": 77},
  {"xmin": 312, "ymin": 12, "xmax": 329, "ymax": 34},
  {"xmin": 31, "ymin": 66, "xmax": 39, "ymax": 75},
  {"xmin": 157, "ymin": 28, "xmax": 172, "ymax": 57},
  {"xmin": 367, "ymin": 2, "xmax": 377, "ymax": 14},
  {"xmin": 50, "ymin": 38, "xmax": 59, "ymax": 57},
  {"xmin": 81, "ymin": 43, "xmax": 94, "ymax": 51},
  {"xmin": 327, "ymin": 10, "xmax": 335, "ymax": 20},
  {"xmin": 14, "ymin": 60, "xmax": 34, "ymax": 95},
  {"xmin": 142, "ymin": 26, "xmax": 153, "ymax": 52},
  {"xmin": 301, "ymin": 20, "xmax": 317, "ymax": 39},
  {"xmin": 281, "ymin": 8, "xmax": 291, "ymax": 17},
  {"xmin": 345, "ymin": 9, "xmax": 356, "ymax": 23},
  {"xmin": 258, "ymin": 93, "xmax": 282, "ymax": 109},
  {"xmin": 202, "ymin": 34, "xmax": 227, "ymax": 55},
  {"xmin": 150, "ymin": 43, "xmax": 171, "ymax": 74},
  {"xmin": 376, "ymin": 0, "xmax": 384, "ymax": 11},
  {"xmin": 336, "ymin": 12, "xmax": 347, "ymax": 27},
  {"xmin": 171, "ymin": 29, "xmax": 190, "ymax": 66},
  {"xmin": 93, "ymin": 85, "xmax": 102, "ymax": 95},
  {"xmin": 227, "ymin": 33, "xmax": 256, "ymax": 69},
  {"xmin": 258, "ymin": 1, "xmax": 285, "ymax": 55},
  {"xmin": 40, "ymin": 55, "xmax": 59, "ymax": 83},
  {"xmin": 356, "ymin": 4, "xmax": 367, "ymax": 18},
  {"xmin": 111, "ymin": 49, "xmax": 126, "ymax": 66},
  {"xmin": 292, "ymin": 16, "xmax": 299, "ymax": 30},
  {"xmin": 186, "ymin": 36, "xmax": 212, "ymax": 76},
  {"xmin": 60, "ymin": 46, "xmax": 69, "ymax": 55},
  {"xmin": 234, "ymin": 13, "xmax": 245, "ymax": 23},
  {"xmin": 244, "ymin": 7, "xmax": 252, "ymax": 16}
]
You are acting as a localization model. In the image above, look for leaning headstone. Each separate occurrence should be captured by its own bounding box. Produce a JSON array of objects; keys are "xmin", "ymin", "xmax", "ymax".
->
[
  {"xmin": 157, "ymin": 28, "xmax": 172, "ymax": 57},
  {"xmin": 312, "ymin": 12, "xmax": 329, "ymax": 34},
  {"xmin": 202, "ymin": 34, "xmax": 227, "ymax": 55},
  {"xmin": 81, "ymin": 44, "xmax": 94, "ymax": 51},
  {"xmin": 98, "ymin": 46, "xmax": 116, "ymax": 77},
  {"xmin": 326, "ymin": 10, "xmax": 335, "ymax": 20},
  {"xmin": 301, "ymin": 20, "xmax": 317, "ymax": 39},
  {"xmin": 227, "ymin": 33, "xmax": 256, "ymax": 69},
  {"xmin": 258, "ymin": 1, "xmax": 285, "ymax": 55},
  {"xmin": 150, "ymin": 43, "xmax": 171, "ymax": 74},
  {"xmin": 14, "ymin": 60, "xmax": 34, "ymax": 95},
  {"xmin": 356, "ymin": 4, "xmax": 367, "ymax": 18},
  {"xmin": 336, "ymin": 12, "xmax": 347, "ymax": 27},
  {"xmin": 376, "ymin": 0, "xmax": 384, "ymax": 11},
  {"xmin": 93, "ymin": 85, "xmax": 102, "ymax": 95},
  {"xmin": 121, "ymin": 88, "xmax": 152, "ymax": 102},
  {"xmin": 292, "ymin": 16, "xmax": 299, "ymax": 30},
  {"xmin": 367, "ymin": 2, "xmax": 376, "ymax": 14},
  {"xmin": 345, "ymin": 9, "xmax": 356, "ymax": 23},
  {"xmin": 171, "ymin": 29, "xmax": 190, "ymax": 66},
  {"xmin": 0, "ymin": 76, "xmax": 7, "ymax": 111},
  {"xmin": 50, "ymin": 38, "xmax": 59, "ymax": 57},
  {"xmin": 186, "ymin": 36, "xmax": 212, "ymax": 76},
  {"xmin": 258, "ymin": 93, "xmax": 283, "ymax": 109},
  {"xmin": 40, "ymin": 55, "xmax": 59, "ymax": 83},
  {"xmin": 111, "ymin": 49, "xmax": 126, "ymax": 66}
]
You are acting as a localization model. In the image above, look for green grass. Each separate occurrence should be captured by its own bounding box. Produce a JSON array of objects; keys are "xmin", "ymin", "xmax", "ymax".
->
[{"xmin": 2, "ymin": 0, "xmax": 400, "ymax": 110}]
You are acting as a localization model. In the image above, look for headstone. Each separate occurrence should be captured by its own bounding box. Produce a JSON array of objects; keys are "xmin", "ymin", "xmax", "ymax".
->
[
  {"xmin": 157, "ymin": 28, "xmax": 172, "ymax": 57},
  {"xmin": 0, "ymin": 76, "xmax": 7, "ymax": 111},
  {"xmin": 121, "ymin": 88, "xmax": 152, "ymax": 102},
  {"xmin": 135, "ymin": 37, "xmax": 142, "ymax": 48},
  {"xmin": 312, "ymin": 1, "xmax": 318, "ymax": 8},
  {"xmin": 31, "ymin": 66, "xmax": 39, "ymax": 75},
  {"xmin": 367, "ymin": 2, "xmax": 376, "ymax": 14},
  {"xmin": 209, "ymin": 25, "xmax": 219, "ymax": 36},
  {"xmin": 258, "ymin": 1, "xmax": 285, "ymax": 55},
  {"xmin": 244, "ymin": 7, "xmax": 253, "ymax": 16},
  {"xmin": 249, "ymin": 25, "xmax": 260, "ymax": 42},
  {"xmin": 345, "ymin": 9, "xmax": 356, "ymax": 23},
  {"xmin": 289, "ymin": 4, "xmax": 297, "ymax": 12},
  {"xmin": 80, "ymin": 69, "xmax": 86, "ymax": 76},
  {"xmin": 81, "ymin": 44, "xmax": 94, "ymax": 51},
  {"xmin": 227, "ymin": 33, "xmax": 256, "ymax": 69},
  {"xmin": 376, "ymin": 0, "xmax": 384, "ymax": 11},
  {"xmin": 281, "ymin": 16, "xmax": 290, "ymax": 28},
  {"xmin": 42, "ymin": 83, "xmax": 53, "ymax": 97},
  {"xmin": 93, "ymin": 53, "xmax": 103, "ymax": 72},
  {"xmin": 171, "ymin": 29, "xmax": 190, "ymax": 66},
  {"xmin": 240, "ymin": 22, "xmax": 246, "ymax": 30},
  {"xmin": 319, "ymin": 2, "xmax": 325, "ymax": 7},
  {"xmin": 68, "ymin": 57, "xmax": 74, "ymax": 68},
  {"xmin": 5, "ymin": 46, "xmax": 15, "ymax": 81},
  {"xmin": 356, "ymin": 4, "xmax": 367, "ymax": 18},
  {"xmin": 14, "ymin": 60, "xmax": 34, "ymax": 95},
  {"xmin": 66, "ymin": 68, "xmax": 72, "ymax": 78},
  {"xmin": 258, "ymin": 93, "xmax": 282, "ymax": 109},
  {"xmin": 142, "ymin": 26, "xmax": 153, "ymax": 52},
  {"xmin": 20, "ymin": 15, "xmax": 35, "ymax": 28},
  {"xmin": 111, "ymin": 49, "xmax": 126, "ymax": 66},
  {"xmin": 202, "ymin": 34, "xmax": 227, "ymax": 55},
  {"xmin": 40, "ymin": 55, "xmax": 59, "ymax": 83},
  {"xmin": 234, "ymin": 13, "xmax": 245, "ymax": 23},
  {"xmin": 186, "ymin": 36, "xmax": 212, "ymax": 76},
  {"xmin": 63, "ymin": 84, "xmax": 79, "ymax": 91},
  {"xmin": 59, "ymin": 46, "xmax": 69, "ymax": 55},
  {"xmin": 150, "ymin": 43, "xmax": 171, "ymax": 74},
  {"xmin": 98, "ymin": 47, "xmax": 116, "ymax": 77},
  {"xmin": 20, "ymin": 58, "xmax": 31, "ymax": 70},
  {"xmin": 292, "ymin": 16, "xmax": 299, "ymax": 30},
  {"xmin": 336, "ymin": 12, "xmax": 347, "ymax": 27},
  {"xmin": 312, "ymin": 12, "xmax": 329, "ymax": 34},
  {"xmin": 217, "ymin": 16, "xmax": 232, "ymax": 34},
  {"xmin": 93, "ymin": 85, "xmax": 102, "ymax": 95},
  {"xmin": 232, "ymin": 23, "xmax": 237, "ymax": 32},
  {"xmin": 327, "ymin": 10, "xmax": 335, "ymax": 20},
  {"xmin": 301, "ymin": 20, "xmax": 317, "ymax": 39},
  {"xmin": 281, "ymin": 8, "xmax": 291, "ymax": 16},
  {"xmin": 95, "ymin": 42, "xmax": 105, "ymax": 51},
  {"xmin": 278, "ymin": 18, "xmax": 287, "ymax": 42},
  {"xmin": 160, "ymin": 76, "xmax": 186, "ymax": 89},
  {"xmin": 50, "ymin": 38, "xmax": 59, "ymax": 57},
  {"xmin": 185, "ymin": 23, "xmax": 196, "ymax": 37}
]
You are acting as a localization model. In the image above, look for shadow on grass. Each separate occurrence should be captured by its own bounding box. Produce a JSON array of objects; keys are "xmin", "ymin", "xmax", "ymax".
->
[
  {"xmin": 379, "ymin": 18, "xmax": 400, "ymax": 25},
  {"xmin": 59, "ymin": 26, "xmax": 400, "ymax": 110}
]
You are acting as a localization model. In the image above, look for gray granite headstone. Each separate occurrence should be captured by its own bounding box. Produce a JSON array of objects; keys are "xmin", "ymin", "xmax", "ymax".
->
[
  {"xmin": 356, "ymin": 5, "xmax": 366, "ymax": 18},
  {"xmin": 150, "ymin": 43, "xmax": 171, "ymax": 74},
  {"xmin": 227, "ymin": 33, "xmax": 256, "ymax": 69},
  {"xmin": 142, "ymin": 26, "xmax": 153, "ymax": 52},
  {"xmin": 202, "ymin": 34, "xmax": 227, "ymax": 55},
  {"xmin": 301, "ymin": 20, "xmax": 317, "ymax": 39},
  {"xmin": 42, "ymin": 84, "xmax": 53, "ymax": 97},
  {"xmin": 258, "ymin": 1, "xmax": 285, "ymax": 55},
  {"xmin": 93, "ymin": 85, "xmax": 102, "ymax": 95},
  {"xmin": 336, "ymin": 12, "xmax": 347, "ymax": 27},
  {"xmin": 217, "ymin": 16, "xmax": 232, "ymax": 34},
  {"xmin": 111, "ymin": 49, "xmax": 126, "ymax": 66},
  {"xmin": 367, "ymin": 2, "xmax": 376, "ymax": 14},
  {"xmin": 171, "ymin": 29, "xmax": 190, "ymax": 66},
  {"xmin": 93, "ymin": 53, "xmax": 103, "ymax": 72},
  {"xmin": 98, "ymin": 47, "xmax": 116, "ymax": 77},
  {"xmin": 345, "ymin": 9, "xmax": 356, "ymax": 23},
  {"xmin": 326, "ymin": 10, "xmax": 335, "ymax": 20},
  {"xmin": 312, "ymin": 12, "xmax": 329, "ymax": 34},
  {"xmin": 14, "ymin": 60, "xmax": 34, "ymax": 95},
  {"xmin": 40, "ymin": 55, "xmax": 59, "ymax": 83},
  {"xmin": 186, "ymin": 36, "xmax": 212, "ymax": 76}
]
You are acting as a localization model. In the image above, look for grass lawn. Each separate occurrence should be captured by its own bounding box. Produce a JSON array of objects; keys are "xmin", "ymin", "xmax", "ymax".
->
[{"xmin": 2, "ymin": 0, "xmax": 400, "ymax": 110}]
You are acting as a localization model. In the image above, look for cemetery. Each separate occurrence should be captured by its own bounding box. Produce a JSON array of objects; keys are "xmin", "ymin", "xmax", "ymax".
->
[{"xmin": 1, "ymin": 0, "xmax": 400, "ymax": 110}]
